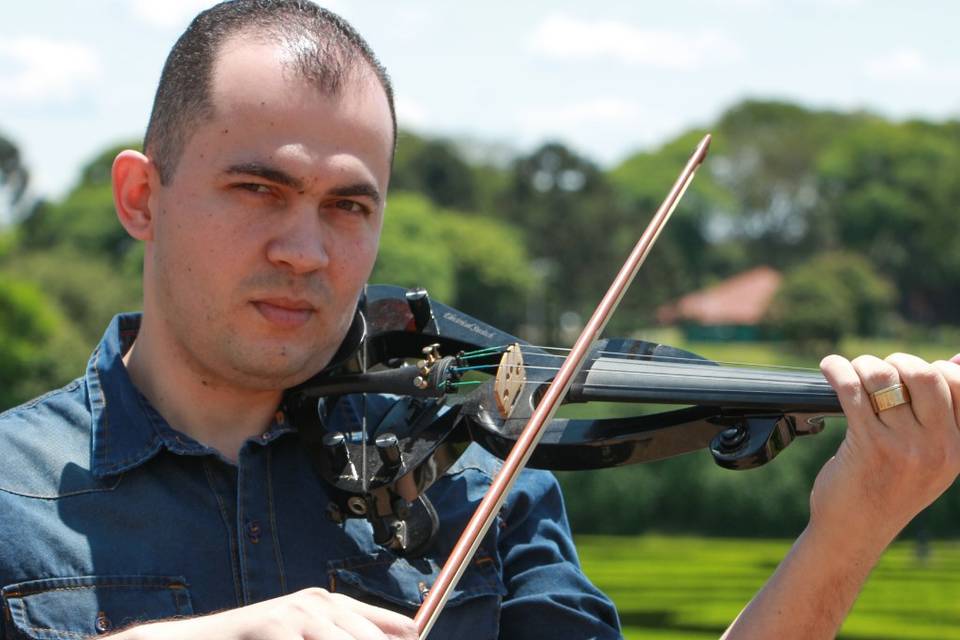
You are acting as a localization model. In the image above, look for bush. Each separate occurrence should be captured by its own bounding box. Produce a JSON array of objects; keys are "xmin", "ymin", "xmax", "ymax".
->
[{"xmin": 766, "ymin": 251, "xmax": 896, "ymax": 352}]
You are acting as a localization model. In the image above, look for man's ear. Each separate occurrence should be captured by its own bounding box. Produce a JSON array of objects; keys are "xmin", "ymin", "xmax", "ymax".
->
[{"xmin": 112, "ymin": 150, "xmax": 159, "ymax": 241}]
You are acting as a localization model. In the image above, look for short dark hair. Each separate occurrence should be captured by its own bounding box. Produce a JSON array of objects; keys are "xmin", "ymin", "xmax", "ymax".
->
[{"xmin": 143, "ymin": 0, "xmax": 396, "ymax": 184}]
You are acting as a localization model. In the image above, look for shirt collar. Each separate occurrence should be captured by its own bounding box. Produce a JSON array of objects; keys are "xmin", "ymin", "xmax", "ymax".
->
[{"xmin": 86, "ymin": 313, "xmax": 294, "ymax": 478}]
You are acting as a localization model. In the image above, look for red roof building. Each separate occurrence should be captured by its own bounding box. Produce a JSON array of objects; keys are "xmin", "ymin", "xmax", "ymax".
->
[{"xmin": 656, "ymin": 266, "xmax": 782, "ymax": 328}]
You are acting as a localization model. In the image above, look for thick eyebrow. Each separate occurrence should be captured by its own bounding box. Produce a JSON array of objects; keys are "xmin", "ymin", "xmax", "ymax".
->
[
  {"xmin": 329, "ymin": 183, "xmax": 382, "ymax": 206},
  {"xmin": 223, "ymin": 162, "xmax": 381, "ymax": 205},
  {"xmin": 224, "ymin": 162, "xmax": 304, "ymax": 190}
]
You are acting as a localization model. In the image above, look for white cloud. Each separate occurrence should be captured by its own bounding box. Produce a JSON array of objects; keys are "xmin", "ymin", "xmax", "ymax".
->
[
  {"xmin": 528, "ymin": 14, "xmax": 741, "ymax": 70},
  {"xmin": 0, "ymin": 37, "xmax": 101, "ymax": 103},
  {"xmin": 866, "ymin": 48, "xmax": 935, "ymax": 79},
  {"xmin": 818, "ymin": 0, "xmax": 867, "ymax": 7},
  {"xmin": 520, "ymin": 98, "xmax": 644, "ymax": 131},
  {"xmin": 131, "ymin": 0, "xmax": 350, "ymax": 29},
  {"xmin": 130, "ymin": 0, "xmax": 218, "ymax": 29}
]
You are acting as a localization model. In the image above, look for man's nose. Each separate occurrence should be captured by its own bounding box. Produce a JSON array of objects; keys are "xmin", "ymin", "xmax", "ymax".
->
[{"xmin": 265, "ymin": 205, "xmax": 330, "ymax": 274}]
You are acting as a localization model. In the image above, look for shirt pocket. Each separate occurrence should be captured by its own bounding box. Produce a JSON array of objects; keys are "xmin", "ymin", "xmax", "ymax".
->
[
  {"xmin": 328, "ymin": 550, "xmax": 506, "ymax": 639},
  {"xmin": 2, "ymin": 575, "xmax": 192, "ymax": 640}
]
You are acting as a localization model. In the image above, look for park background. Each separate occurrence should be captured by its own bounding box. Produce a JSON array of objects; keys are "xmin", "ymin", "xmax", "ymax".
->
[{"xmin": 3, "ymin": 2, "xmax": 960, "ymax": 638}]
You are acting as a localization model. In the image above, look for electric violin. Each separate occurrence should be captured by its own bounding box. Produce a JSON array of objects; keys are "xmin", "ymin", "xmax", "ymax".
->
[{"xmin": 285, "ymin": 282, "xmax": 839, "ymax": 556}]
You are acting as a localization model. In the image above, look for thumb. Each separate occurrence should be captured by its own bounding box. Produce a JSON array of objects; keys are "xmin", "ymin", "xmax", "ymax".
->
[{"xmin": 952, "ymin": 353, "xmax": 960, "ymax": 365}]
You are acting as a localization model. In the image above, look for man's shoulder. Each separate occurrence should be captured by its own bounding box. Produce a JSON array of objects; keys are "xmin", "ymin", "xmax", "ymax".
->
[
  {"xmin": 0, "ymin": 378, "xmax": 101, "ymax": 499},
  {"xmin": 0, "ymin": 377, "xmax": 89, "ymax": 434}
]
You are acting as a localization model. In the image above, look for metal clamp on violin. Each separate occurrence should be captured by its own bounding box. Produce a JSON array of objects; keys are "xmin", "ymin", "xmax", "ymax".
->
[{"xmin": 285, "ymin": 284, "xmax": 842, "ymax": 557}]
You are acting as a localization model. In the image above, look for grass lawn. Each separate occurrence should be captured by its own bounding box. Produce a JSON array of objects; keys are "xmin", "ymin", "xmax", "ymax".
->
[{"xmin": 578, "ymin": 535, "xmax": 960, "ymax": 639}]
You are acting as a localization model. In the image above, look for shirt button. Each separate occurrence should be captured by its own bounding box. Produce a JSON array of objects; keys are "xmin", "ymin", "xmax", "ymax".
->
[
  {"xmin": 95, "ymin": 611, "xmax": 112, "ymax": 633},
  {"xmin": 246, "ymin": 520, "xmax": 262, "ymax": 544}
]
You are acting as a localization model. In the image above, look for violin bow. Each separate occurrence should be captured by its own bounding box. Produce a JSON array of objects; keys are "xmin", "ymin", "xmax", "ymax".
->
[{"xmin": 414, "ymin": 133, "xmax": 713, "ymax": 638}]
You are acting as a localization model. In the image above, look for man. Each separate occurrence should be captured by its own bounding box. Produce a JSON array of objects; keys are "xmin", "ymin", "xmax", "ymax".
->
[
  {"xmin": 2, "ymin": 3, "xmax": 959, "ymax": 640},
  {"xmin": 0, "ymin": 2, "xmax": 619, "ymax": 638}
]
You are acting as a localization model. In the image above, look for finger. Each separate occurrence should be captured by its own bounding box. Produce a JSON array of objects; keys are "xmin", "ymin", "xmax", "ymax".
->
[
  {"xmin": 851, "ymin": 354, "xmax": 911, "ymax": 426},
  {"xmin": 952, "ymin": 353, "xmax": 960, "ymax": 365},
  {"xmin": 821, "ymin": 354, "xmax": 880, "ymax": 430},
  {"xmin": 331, "ymin": 610, "xmax": 390, "ymax": 640},
  {"xmin": 886, "ymin": 352, "xmax": 947, "ymax": 430},
  {"xmin": 302, "ymin": 618, "xmax": 355, "ymax": 640},
  {"xmin": 932, "ymin": 358, "xmax": 960, "ymax": 430},
  {"xmin": 324, "ymin": 593, "xmax": 415, "ymax": 638}
]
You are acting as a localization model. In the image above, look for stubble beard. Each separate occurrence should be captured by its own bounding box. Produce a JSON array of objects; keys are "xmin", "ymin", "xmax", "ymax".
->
[{"xmin": 152, "ymin": 279, "xmax": 343, "ymax": 395}]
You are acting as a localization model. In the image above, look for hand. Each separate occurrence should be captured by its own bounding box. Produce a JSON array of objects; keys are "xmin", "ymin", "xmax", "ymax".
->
[
  {"xmin": 814, "ymin": 352, "xmax": 960, "ymax": 551},
  {"xmin": 720, "ymin": 352, "xmax": 960, "ymax": 640},
  {"xmin": 114, "ymin": 588, "xmax": 417, "ymax": 640}
]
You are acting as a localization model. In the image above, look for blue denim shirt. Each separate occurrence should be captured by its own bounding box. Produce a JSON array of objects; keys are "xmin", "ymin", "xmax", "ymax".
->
[{"xmin": 0, "ymin": 314, "xmax": 621, "ymax": 639}]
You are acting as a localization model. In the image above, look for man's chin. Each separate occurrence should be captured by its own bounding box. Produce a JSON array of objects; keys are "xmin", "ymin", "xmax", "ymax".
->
[{"xmin": 227, "ymin": 351, "xmax": 332, "ymax": 392}]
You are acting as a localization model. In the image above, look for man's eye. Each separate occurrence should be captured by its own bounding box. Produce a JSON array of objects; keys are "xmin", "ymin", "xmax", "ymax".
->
[
  {"xmin": 238, "ymin": 183, "xmax": 272, "ymax": 195},
  {"xmin": 335, "ymin": 200, "xmax": 369, "ymax": 214}
]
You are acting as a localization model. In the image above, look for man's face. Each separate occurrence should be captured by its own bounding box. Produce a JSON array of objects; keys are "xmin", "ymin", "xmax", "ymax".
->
[{"xmin": 144, "ymin": 37, "xmax": 393, "ymax": 391}]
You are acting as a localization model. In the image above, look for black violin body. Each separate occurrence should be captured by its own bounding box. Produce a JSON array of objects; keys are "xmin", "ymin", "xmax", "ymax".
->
[{"xmin": 285, "ymin": 284, "xmax": 841, "ymax": 555}]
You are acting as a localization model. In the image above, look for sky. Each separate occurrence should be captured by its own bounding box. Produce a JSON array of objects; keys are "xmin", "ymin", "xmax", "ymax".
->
[{"xmin": 1, "ymin": 0, "xmax": 958, "ymax": 202}]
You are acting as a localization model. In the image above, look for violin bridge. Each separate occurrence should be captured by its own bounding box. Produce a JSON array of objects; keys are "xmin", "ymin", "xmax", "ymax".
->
[{"xmin": 494, "ymin": 343, "xmax": 526, "ymax": 419}]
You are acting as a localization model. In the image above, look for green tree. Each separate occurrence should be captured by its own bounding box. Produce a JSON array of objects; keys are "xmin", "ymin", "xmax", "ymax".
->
[
  {"xmin": 0, "ymin": 132, "xmax": 30, "ymax": 224},
  {"xmin": 392, "ymin": 131, "xmax": 478, "ymax": 211},
  {"xmin": 766, "ymin": 252, "xmax": 896, "ymax": 352},
  {"xmin": 1, "ymin": 246, "xmax": 141, "ymax": 344},
  {"xmin": 816, "ymin": 119, "xmax": 960, "ymax": 323},
  {"xmin": 0, "ymin": 279, "xmax": 89, "ymax": 409},
  {"xmin": 492, "ymin": 142, "xmax": 631, "ymax": 338},
  {"xmin": 21, "ymin": 142, "xmax": 141, "ymax": 266},
  {"xmin": 699, "ymin": 100, "xmax": 876, "ymax": 274},
  {"xmin": 372, "ymin": 192, "xmax": 531, "ymax": 331}
]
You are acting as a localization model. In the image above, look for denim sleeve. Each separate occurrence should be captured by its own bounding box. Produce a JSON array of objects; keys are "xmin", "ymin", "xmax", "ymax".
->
[{"xmin": 498, "ymin": 468, "xmax": 622, "ymax": 639}]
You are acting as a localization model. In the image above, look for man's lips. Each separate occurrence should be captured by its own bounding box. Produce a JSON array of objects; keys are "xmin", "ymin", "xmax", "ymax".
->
[{"xmin": 252, "ymin": 298, "xmax": 316, "ymax": 328}]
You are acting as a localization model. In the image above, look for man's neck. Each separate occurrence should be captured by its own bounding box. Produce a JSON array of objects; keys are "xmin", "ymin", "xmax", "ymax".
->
[{"xmin": 122, "ymin": 317, "xmax": 283, "ymax": 463}]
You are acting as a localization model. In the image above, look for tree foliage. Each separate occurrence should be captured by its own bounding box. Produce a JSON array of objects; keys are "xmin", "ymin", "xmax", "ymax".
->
[
  {"xmin": 373, "ymin": 192, "xmax": 531, "ymax": 330},
  {"xmin": 815, "ymin": 120, "xmax": 960, "ymax": 322},
  {"xmin": 21, "ymin": 141, "xmax": 142, "ymax": 265},
  {"xmin": 0, "ymin": 279, "xmax": 88, "ymax": 409},
  {"xmin": 767, "ymin": 252, "xmax": 896, "ymax": 352},
  {"xmin": 392, "ymin": 131, "xmax": 478, "ymax": 211},
  {"xmin": 0, "ymin": 132, "xmax": 32, "ymax": 226}
]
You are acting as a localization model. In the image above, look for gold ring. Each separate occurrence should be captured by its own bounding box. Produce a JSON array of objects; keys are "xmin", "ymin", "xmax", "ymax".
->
[{"xmin": 869, "ymin": 383, "xmax": 911, "ymax": 413}]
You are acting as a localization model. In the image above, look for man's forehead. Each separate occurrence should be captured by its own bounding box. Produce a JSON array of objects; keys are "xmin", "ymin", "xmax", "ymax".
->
[
  {"xmin": 191, "ymin": 32, "xmax": 394, "ymax": 185},
  {"xmin": 208, "ymin": 34, "xmax": 385, "ymax": 118},
  {"xmin": 210, "ymin": 36, "xmax": 293, "ymax": 105}
]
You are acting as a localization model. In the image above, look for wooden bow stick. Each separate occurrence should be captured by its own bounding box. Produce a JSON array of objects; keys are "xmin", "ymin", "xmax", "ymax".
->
[{"xmin": 415, "ymin": 133, "xmax": 713, "ymax": 639}]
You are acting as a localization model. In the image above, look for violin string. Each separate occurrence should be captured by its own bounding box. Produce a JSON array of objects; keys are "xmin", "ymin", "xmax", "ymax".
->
[
  {"xmin": 510, "ymin": 374, "xmax": 831, "ymax": 394},
  {"xmin": 447, "ymin": 377, "xmax": 834, "ymax": 398},
  {"xmin": 448, "ymin": 360, "xmax": 834, "ymax": 393},
  {"xmin": 458, "ymin": 346, "xmax": 509, "ymax": 360},
  {"xmin": 456, "ymin": 344, "xmax": 824, "ymax": 374},
  {"xmin": 480, "ymin": 382, "xmax": 833, "ymax": 404},
  {"xmin": 463, "ymin": 343, "xmax": 820, "ymax": 372},
  {"xmin": 526, "ymin": 345, "xmax": 825, "ymax": 373},
  {"xmin": 452, "ymin": 364, "xmax": 499, "ymax": 372},
  {"xmin": 451, "ymin": 354, "xmax": 832, "ymax": 385},
  {"xmin": 450, "ymin": 367, "xmax": 834, "ymax": 394},
  {"xmin": 523, "ymin": 362, "xmax": 832, "ymax": 386}
]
